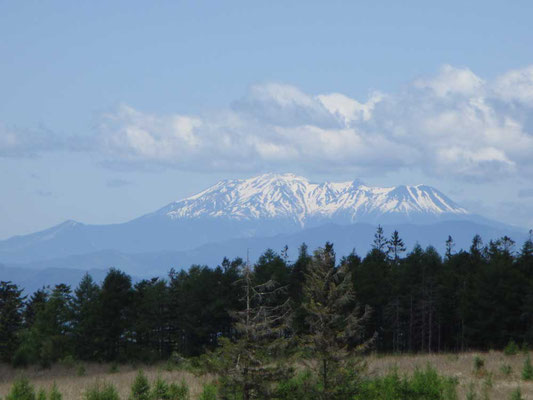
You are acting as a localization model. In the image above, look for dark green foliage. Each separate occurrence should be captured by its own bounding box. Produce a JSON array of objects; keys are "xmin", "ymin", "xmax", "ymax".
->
[
  {"xmin": 168, "ymin": 381, "xmax": 190, "ymax": 400},
  {"xmin": 1, "ymin": 230, "xmax": 532, "ymax": 367},
  {"xmin": 77, "ymin": 364, "xmax": 87, "ymax": 376},
  {"xmin": 168, "ymin": 258, "xmax": 242, "ymax": 357},
  {"xmin": 151, "ymin": 376, "xmax": 169, "ymax": 400},
  {"xmin": 130, "ymin": 370, "xmax": 150, "ymax": 400},
  {"xmin": 72, "ymin": 273, "xmax": 101, "ymax": 360},
  {"xmin": 6, "ymin": 377, "xmax": 36, "ymax": 400},
  {"xmin": 301, "ymin": 244, "xmax": 373, "ymax": 399},
  {"xmin": 49, "ymin": 382, "xmax": 63, "ymax": 400},
  {"xmin": 198, "ymin": 384, "xmax": 217, "ymax": 400},
  {"xmin": 108, "ymin": 363, "xmax": 119, "ymax": 374},
  {"xmin": 23, "ymin": 288, "xmax": 48, "ymax": 329},
  {"xmin": 473, "ymin": 356, "xmax": 485, "ymax": 374},
  {"xmin": 504, "ymin": 340, "xmax": 519, "ymax": 356},
  {"xmin": 37, "ymin": 388, "xmax": 47, "ymax": 400},
  {"xmin": 99, "ymin": 268, "xmax": 133, "ymax": 360},
  {"xmin": 355, "ymin": 366, "xmax": 457, "ymax": 400},
  {"xmin": 510, "ymin": 387, "xmax": 523, "ymax": 400},
  {"xmin": 275, "ymin": 370, "xmax": 317, "ymax": 400},
  {"xmin": 0, "ymin": 281, "xmax": 25, "ymax": 361},
  {"xmin": 84, "ymin": 382, "xmax": 120, "ymax": 400},
  {"xmin": 500, "ymin": 363, "xmax": 512, "ymax": 376},
  {"xmin": 522, "ymin": 354, "xmax": 533, "ymax": 380},
  {"xmin": 212, "ymin": 254, "xmax": 292, "ymax": 399},
  {"xmin": 387, "ymin": 230, "xmax": 406, "ymax": 261},
  {"xmin": 14, "ymin": 284, "xmax": 74, "ymax": 367}
]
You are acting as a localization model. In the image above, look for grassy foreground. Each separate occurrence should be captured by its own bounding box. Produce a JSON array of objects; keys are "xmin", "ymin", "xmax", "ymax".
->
[{"xmin": 0, "ymin": 352, "xmax": 532, "ymax": 399}]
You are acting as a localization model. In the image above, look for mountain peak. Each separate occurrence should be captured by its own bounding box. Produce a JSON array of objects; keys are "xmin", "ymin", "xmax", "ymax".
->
[{"xmin": 156, "ymin": 174, "xmax": 468, "ymax": 225}]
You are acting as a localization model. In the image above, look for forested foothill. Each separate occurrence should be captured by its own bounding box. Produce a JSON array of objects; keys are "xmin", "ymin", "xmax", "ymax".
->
[{"xmin": 1, "ymin": 228, "xmax": 532, "ymax": 399}]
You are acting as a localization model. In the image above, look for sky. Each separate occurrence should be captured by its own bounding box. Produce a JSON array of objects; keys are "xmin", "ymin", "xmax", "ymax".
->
[{"xmin": 1, "ymin": 0, "xmax": 533, "ymax": 239}]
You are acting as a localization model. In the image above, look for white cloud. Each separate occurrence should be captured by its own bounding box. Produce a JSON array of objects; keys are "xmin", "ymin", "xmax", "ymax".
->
[
  {"xmin": 414, "ymin": 64, "xmax": 484, "ymax": 97},
  {"xmin": 492, "ymin": 65, "xmax": 533, "ymax": 106},
  {"xmin": 97, "ymin": 66, "xmax": 533, "ymax": 181},
  {"xmin": 4, "ymin": 65, "xmax": 533, "ymax": 183}
]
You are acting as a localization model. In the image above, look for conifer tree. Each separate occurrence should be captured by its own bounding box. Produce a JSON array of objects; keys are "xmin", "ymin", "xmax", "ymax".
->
[
  {"xmin": 372, "ymin": 225, "xmax": 387, "ymax": 252},
  {"xmin": 130, "ymin": 370, "xmax": 151, "ymax": 400},
  {"xmin": 301, "ymin": 244, "xmax": 373, "ymax": 400},
  {"xmin": 387, "ymin": 230, "xmax": 406, "ymax": 262},
  {"xmin": 23, "ymin": 288, "xmax": 48, "ymax": 328},
  {"xmin": 445, "ymin": 235, "xmax": 455, "ymax": 259},
  {"xmin": 213, "ymin": 259, "xmax": 291, "ymax": 400},
  {"xmin": 0, "ymin": 281, "xmax": 25, "ymax": 361},
  {"xmin": 99, "ymin": 268, "xmax": 133, "ymax": 360},
  {"xmin": 72, "ymin": 273, "xmax": 101, "ymax": 360}
]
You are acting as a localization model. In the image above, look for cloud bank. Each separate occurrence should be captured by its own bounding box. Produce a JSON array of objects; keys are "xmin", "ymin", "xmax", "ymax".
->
[{"xmin": 4, "ymin": 65, "xmax": 533, "ymax": 182}]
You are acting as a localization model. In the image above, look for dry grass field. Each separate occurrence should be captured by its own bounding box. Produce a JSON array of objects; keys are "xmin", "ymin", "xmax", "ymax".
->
[
  {"xmin": 0, "ymin": 363, "xmax": 214, "ymax": 399},
  {"xmin": 0, "ymin": 351, "xmax": 532, "ymax": 399}
]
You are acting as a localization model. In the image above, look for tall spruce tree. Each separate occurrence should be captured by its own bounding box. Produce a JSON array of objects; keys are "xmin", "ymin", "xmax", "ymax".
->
[
  {"xmin": 213, "ymin": 259, "xmax": 291, "ymax": 400},
  {"xmin": 23, "ymin": 288, "xmax": 48, "ymax": 329},
  {"xmin": 387, "ymin": 230, "xmax": 406, "ymax": 262},
  {"xmin": 99, "ymin": 268, "xmax": 133, "ymax": 360},
  {"xmin": 372, "ymin": 225, "xmax": 387, "ymax": 252},
  {"xmin": 301, "ymin": 244, "xmax": 373, "ymax": 400},
  {"xmin": 0, "ymin": 281, "xmax": 25, "ymax": 362},
  {"xmin": 72, "ymin": 273, "xmax": 101, "ymax": 360}
]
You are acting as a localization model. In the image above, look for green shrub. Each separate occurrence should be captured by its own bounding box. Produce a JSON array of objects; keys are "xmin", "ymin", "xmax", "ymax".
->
[
  {"xmin": 504, "ymin": 340, "xmax": 519, "ymax": 356},
  {"xmin": 59, "ymin": 355, "xmax": 76, "ymax": 368},
  {"xmin": 108, "ymin": 363, "xmax": 119, "ymax": 374},
  {"xmin": 168, "ymin": 381, "xmax": 190, "ymax": 400},
  {"xmin": 510, "ymin": 387, "xmax": 523, "ymax": 400},
  {"xmin": 198, "ymin": 383, "xmax": 217, "ymax": 400},
  {"xmin": 522, "ymin": 354, "xmax": 533, "ymax": 380},
  {"xmin": 275, "ymin": 370, "xmax": 317, "ymax": 400},
  {"xmin": 481, "ymin": 373, "xmax": 493, "ymax": 400},
  {"xmin": 37, "ymin": 388, "xmax": 47, "ymax": 400},
  {"xmin": 151, "ymin": 376, "xmax": 169, "ymax": 400},
  {"xmin": 129, "ymin": 371, "xmax": 151, "ymax": 400},
  {"xmin": 355, "ymin": 365, "xmax": 457, "ymax": 400},
  {"xmin": 465, "ymin": 383, "xmax": 477, "ymax": 400},
  {"xmin": 77, "ymin": 364, "xmax": 87, "ymax": 377},
  {"xmin": 6, "ymin": 377, "xmax": 36, "ymax": 400},
  {"xmin": 84, "ymin": 382, "xmax": 120, "ymax": 400},
  {"xmin": 473, "ymin": 356, "xmax": 485, "ymax": 375},
  {"xmin": 164, "ymin": 360, "xmax": 175, "ymax": 372},
  {"xmin": 49, "ymin": 382, "xmax": 63, "ymax": 400},
  {"xmin": 500, "ymin": 363, "xmax": 512, "ymax": 376}
]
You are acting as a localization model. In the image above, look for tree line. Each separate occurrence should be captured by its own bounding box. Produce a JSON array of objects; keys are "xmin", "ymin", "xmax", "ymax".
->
[{"xmin": 1, "ymin": 228, "xmax": 532, "ymax": 368}]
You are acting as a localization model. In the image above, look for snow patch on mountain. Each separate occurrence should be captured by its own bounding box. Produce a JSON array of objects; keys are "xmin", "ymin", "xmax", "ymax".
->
[{"xmin": 154, "ymin": 173, "xmax": 468, "ymax": 226}]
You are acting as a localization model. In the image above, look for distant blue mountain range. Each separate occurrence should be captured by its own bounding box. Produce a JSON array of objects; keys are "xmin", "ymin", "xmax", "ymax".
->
[{"xmin": 0, "ymin": 174, "xmax": 527, "ymax": 292}]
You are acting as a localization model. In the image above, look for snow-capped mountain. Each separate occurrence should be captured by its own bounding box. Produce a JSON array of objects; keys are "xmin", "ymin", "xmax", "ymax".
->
[
  {"xmin": 0, "ymin": 173, "xmax": 499, "ymax": 266},
  {"xmin": 151, "ymin": 173, "xmax": 468, "ymax": 225}
]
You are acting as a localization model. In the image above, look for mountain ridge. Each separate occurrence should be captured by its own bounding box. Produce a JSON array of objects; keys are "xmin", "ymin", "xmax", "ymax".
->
[
  {"xmin": 148, "ymin": 173, "xmax": 469, "ymax": 226},
  {"xmin": 0, "ymin": 173, "xmax": 514, "ymax": 265}
]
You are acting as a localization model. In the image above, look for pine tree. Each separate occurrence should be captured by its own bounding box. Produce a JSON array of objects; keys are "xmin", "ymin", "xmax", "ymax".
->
[
  {"xmin": 30, "ymin": 283, "xmax": 74, "ymax": 365},
  {"xmin": 445, "ymin": 235, "xmax": 455, "ymax": 259},
  {"xmin": 99, "ymin": 268, "xmax": 133, "ymax": 360},
  {"xmin": 0, "ymin": 281, "xmax": 25, "ymax": 362},
  {"xmin": 213, "ymin": 259, "xmax": 291, "ymax": 400},
  {"xmin": 130, "ymin": 370, "xmax": 151, "ymax": 400},
  {"xmin": 387, "ymin": 230, "xmax": 406, "ymax": 262},
  {"xmin": 72, "ymin": 273, "xmax": 101, "ymax": 360},
  {"xmin": 301, "ymin": 245, "xmax": 373, "ymax": 400},
  {"xmin": 372, "ymin": 225, "xmax": 387, "ymax": 252},
  {"xmin": 23, "ymin": 288, "xmax": 48, "ymax": 328}
]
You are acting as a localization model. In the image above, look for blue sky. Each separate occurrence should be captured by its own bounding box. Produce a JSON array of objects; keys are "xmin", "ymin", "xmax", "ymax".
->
[{"xmin": 1, "ymin": 1, "xmax": 533, "ymax": 238}]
